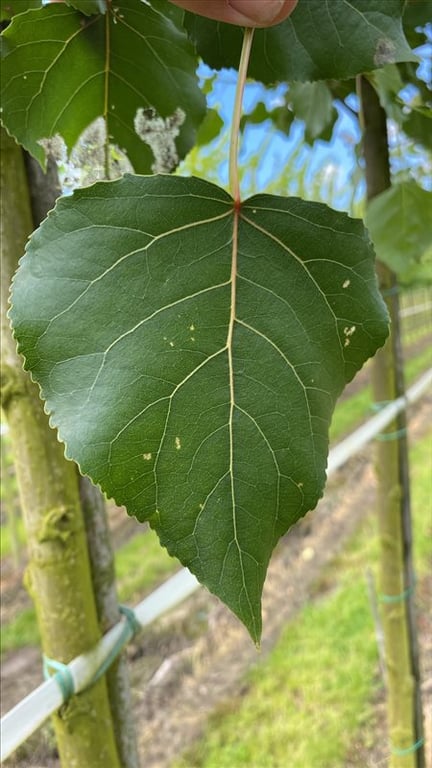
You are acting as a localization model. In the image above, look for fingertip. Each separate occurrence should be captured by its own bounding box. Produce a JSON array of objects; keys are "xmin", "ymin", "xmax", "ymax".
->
[{"xmin": 228, "ymin": 0, "xmax": 297, "ymax": 27}]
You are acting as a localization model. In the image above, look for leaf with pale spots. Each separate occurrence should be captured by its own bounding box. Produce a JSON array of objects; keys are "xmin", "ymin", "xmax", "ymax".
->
[{"xmin": 10, "ymin": 175, "xmax": 388, "ymax": 641}]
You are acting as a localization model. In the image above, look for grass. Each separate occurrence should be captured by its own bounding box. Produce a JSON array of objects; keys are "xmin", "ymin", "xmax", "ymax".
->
[
  {"xmin": 174, "ymin": 429, "xmax": 432, "ymax": 768},
  {"xmin": 0, "ymin": 515, "xmax": 26, "ymax": 560},
  {"xmin": 1, "ymin": 606, "xmax": 39, "ymax": 656},
  {"xmin": 410, "ymin": 430, "xmax": 432, "ymax": 566},
  {"xmin": 178, "ymin": 582, "xmax": 380, "ymax": 768},
  {"xmin": 115, "ymin": 526, "xmax": 179, "ymax": 603},
  {"xmin": 330, "ymin": 384, "xmax": 372, "ymax": 442},
  {"xmin": 0, "ymin": 526, "xmax": 178, "ymax": 655},
  {"xmin": 405, "ymin": 341, "xmax": 432, "ymax": 383}
]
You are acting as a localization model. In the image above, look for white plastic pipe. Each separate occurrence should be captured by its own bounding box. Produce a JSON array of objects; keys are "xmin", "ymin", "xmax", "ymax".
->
[
  {"xmin": 1, "ymin": 568, "xmax": 199, "ymax": 761},
  {"xmin": 1, "ymin": 368, "xmax": 431, "ymax": 762},
  {"xmin": 327, "ymin": 367, "xmax": 432, "ymax": 475},
  {"xmin": 399, "ymin": 301, "xmax": 432, "ymax": 318}
]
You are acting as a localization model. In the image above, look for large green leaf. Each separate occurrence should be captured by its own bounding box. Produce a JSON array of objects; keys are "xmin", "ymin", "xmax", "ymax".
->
[
  {"xmin": 10, "ymin": 175, "xmax": 388, "ymax": 640},
  {"xmin": 0, "ymin": 0, "xmax": 41, "ymax": 21},
  {"xmin": 366, "ymin": 181, "xmax": 432, "ymax": 273},
  {"xmin": 185, "ymin": 0, "xmax": 416, "ymax": 84},
  {"xmin": 398, "ymin": 252, "xmax": 432, "ymax": 287},
  {"xmin": 0, "ymin": 0, "xmax": 205, "ymax": 170}
]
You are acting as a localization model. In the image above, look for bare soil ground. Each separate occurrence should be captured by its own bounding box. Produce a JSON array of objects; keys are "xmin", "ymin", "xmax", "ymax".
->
[{"xmin": 1, "ymin": 393, "xmax": 431, "ymax": 768}]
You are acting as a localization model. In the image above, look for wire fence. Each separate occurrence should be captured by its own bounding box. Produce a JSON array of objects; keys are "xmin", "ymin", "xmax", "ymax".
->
[
  {"xmin": 1, "ymin": 367, "xmax": 431, "ymax": 762},
  {"xmin": 399, "ymin": 286, "xmax": 432, "ymax": 341}
]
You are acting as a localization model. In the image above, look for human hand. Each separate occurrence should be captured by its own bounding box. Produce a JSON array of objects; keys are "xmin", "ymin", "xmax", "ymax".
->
[{"xmin": 168, "ymin": 0, "xmax": 298, "ymax": 27}]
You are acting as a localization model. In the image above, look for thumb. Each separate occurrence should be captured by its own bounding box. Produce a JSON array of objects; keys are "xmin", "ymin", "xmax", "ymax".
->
[
  {"xmin": 228, "ymin": 0, "xmax": 294, "ymax": 26},
  {"xmin": 168, "ymin": 1, "xmax": 298, "ymax": 28}
]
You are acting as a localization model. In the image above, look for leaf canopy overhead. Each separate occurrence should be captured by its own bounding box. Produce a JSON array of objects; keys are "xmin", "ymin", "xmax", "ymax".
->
[
  {"xmin": 10, "ymin": 174, "xmax": 389, "ymax": 640},
  {"xmin": 0, "ymin": 0, "xmax": 205, "ymax": 170},
  {"xmin": 185, "ymin": 0, "xmax": 416, "ymax": 84}
]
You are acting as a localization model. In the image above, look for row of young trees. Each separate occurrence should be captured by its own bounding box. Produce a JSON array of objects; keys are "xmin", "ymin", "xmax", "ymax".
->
[{"xmin": 1, "ymin": 0, "xmax": 430, "ymax": 765}]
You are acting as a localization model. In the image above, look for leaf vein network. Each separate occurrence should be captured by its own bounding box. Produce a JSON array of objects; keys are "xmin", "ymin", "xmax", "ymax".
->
[
  {"xmin": 152, "ymin": 347, "xmax": 227, "ymax": 502},
  {"xmin": 343, "ymin": 0, "xmax": 386, "ymax": 36},
  {"xmin": 241, "ymin": 214, "xmax": 345, "ymax": 359},
  {"xmin": 324, "ymin": 0, "xmax": 343, "ymax": 46},
  {"xmin": 116, "ymin": 16, "xmax": 181, "ymax": 92},
  {"xmin": 48, "ymin": 72, "xmax": 102, "ymax": 137},
  {"xmin": 238, "ymin": 274, "xmax": 312, "ymax": 342},
  {"xmin": 235, "ymin": 404, "xmax": 282, "ymax": 482},
  {"xmin": 24, "ymin": 16, "xmax": 98, "ymax": 131},
  {"xmin": 83, "ymin": 281, "xmax": 229, "ymax": 403},
  {"xmin": 186, "ymin": 422, "xmax": 229, "ymax": 482},
  {"xmin": 192, "ymin": 469, "xmax": 230, "ymax": 536},
  {"xmin": 36, "ymin": 209, "xmax": 230, "ymax": 338},
  {"xmin": 236, "ymin": 318, "xmax": 315, "ymax": 454}
]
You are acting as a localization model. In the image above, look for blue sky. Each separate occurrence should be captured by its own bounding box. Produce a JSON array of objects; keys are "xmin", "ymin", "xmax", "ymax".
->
[
  {"xmin": 189, "ymin": 64, "xmax": 363, "ymax": 210},
  {"xmin": 182, "ymin": 30, "xmax": 431, "ymax": 208}
]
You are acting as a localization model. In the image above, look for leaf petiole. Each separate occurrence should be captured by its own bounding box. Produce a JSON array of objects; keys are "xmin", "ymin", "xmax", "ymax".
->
[{"xmin": 229, "ymin": 26, "xmax": 254, "ymax": 206}]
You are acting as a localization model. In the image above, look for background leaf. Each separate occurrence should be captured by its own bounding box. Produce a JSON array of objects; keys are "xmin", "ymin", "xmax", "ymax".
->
[
  {"xmin": 368, "ymin": 64, "xmax": 405, "ymax": 123},
  {"xmin": 368, "ymin": 63, "xmax": 432, "ymax": 149},
  {"xmin": 10, "ymin": 175, "xmax": 389, "ymax": 640},
  {"xmin": 64, "ymin": 0, "xmax": 107, "ymax": 15},
  {"xmin": 403, "ymin": 0, "xmax": 432, "ymax": 49},
  {"xmin": 366, "ymin": 180, "xmax": 432, "ymax": 273},
  {"xmin": 240, "ymin": 101, "xmax": 294, "ymax": 135},
  {"xmin": 185, "ymin": 0, "xmax": 416, "ymax": 84},
  {"xmin": 397, "ymin": 252, "xmax": 432, "ymax": 287},
  {"xmin": 240, "ymin": 83, "xmax": 336, "ymax": 144},
  {"xmin": 402, "ymin": 106, "xmax": 432, "ymax": 151},
  {"xmin": 288, "ymin": 82, "xmax": 337, "ymax": 143},
  {"xmin": 0, "ymin": 0, "xmax": 205, "ymax": 170},
  {"xmin": 195, "ymin": 108, "xmax": 224, "ymax": 147}
]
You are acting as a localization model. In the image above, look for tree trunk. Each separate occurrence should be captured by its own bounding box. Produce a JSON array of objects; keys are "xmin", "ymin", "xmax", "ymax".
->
[
  {"xmin": 359, "ymin": 75, "xmax": 425, "ymax": 768},
  {"xmin": 1, "ymin": 128, "xmax": 121, "ymax": 767},
  {"xmin": 80, "ymin": 477, "xmax": 139, "ymax": 768},
  {"xmin": 23, "ymin": 145, "xmax": 139, "ymax": 768}
]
